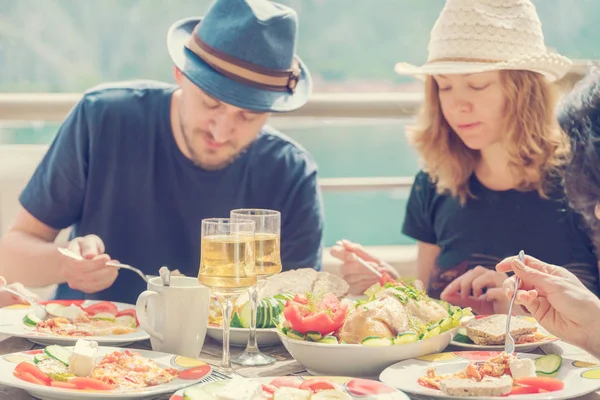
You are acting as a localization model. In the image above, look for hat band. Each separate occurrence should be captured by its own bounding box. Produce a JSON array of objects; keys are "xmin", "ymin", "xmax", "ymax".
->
[
  {"xmin": 428, "ymin": 56, "xmax": 503, "ymax": 64},
  {"xmin": 185, "ymin": 26, "xmax": 301, "ymax": 93}
]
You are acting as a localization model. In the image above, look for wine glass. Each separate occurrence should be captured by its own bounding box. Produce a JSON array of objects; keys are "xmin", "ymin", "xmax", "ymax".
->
[
  {"xmin": 230, "ymin": 209, "xmax": 282, "ymax": 367},
  {"xmin": 198, "ymin": 218, "xmax": 256, "ymax": 375}
]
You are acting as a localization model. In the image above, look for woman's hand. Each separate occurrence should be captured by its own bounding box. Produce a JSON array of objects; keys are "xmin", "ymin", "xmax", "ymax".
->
[
  {"xmin": 440, "ymin": 266, "xmax": 511, "ymax": 315},
  {"xmin": 496, "ymin": 255, "xmax": 600, "ymax": 356}
]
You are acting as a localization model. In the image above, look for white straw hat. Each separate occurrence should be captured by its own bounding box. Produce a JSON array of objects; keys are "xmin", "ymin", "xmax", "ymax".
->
[{"xmin": 394, "ymin": 0, "xmax": 572, "ymax": 82}]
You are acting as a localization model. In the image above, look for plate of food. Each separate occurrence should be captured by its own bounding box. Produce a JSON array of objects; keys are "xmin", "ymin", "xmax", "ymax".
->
[
  {"xmin": 276, "ymin": 280, "xmax": 471, "ymax": 377},
  {"xmin": 169, "ymin": 375, "xmax": 409, "ymax": 399},
  {"xmin": 0, "ymin": 300, "xmax": 150, "ymax": 346},
  {"xmin": 207, "ymin": 268, "xmax": 349, "ymax": 347},
  {"xmin": 450, "ymin": 314, "xmax": 558, "ymax": 352},
  {"xmin": 379, "ymin": 350, "xmax": 600, "ymax": 399},
  {"xmin": 0, "ymin": 339, "xmax": 212, "ymax": 400}
]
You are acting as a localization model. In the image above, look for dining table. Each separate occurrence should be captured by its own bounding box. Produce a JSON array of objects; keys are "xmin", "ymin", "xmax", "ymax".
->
[{"xmin": 1, "ymin": 334, "xmax": 599, "ymax": 399}]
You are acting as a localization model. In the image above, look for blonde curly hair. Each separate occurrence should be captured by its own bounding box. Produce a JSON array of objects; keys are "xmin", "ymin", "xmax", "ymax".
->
[{"xmin": 407, "ymin": 70, "xmax": 570, "ymax": 204}]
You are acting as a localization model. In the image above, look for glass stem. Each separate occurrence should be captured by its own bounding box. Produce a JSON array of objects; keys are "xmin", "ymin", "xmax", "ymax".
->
[
  {"xmin": 220, "ymin": 295, "xmax": 235, "ymax": 374},
  {"xmin": 246, "ymin": 284, "xmax": 259, "ymax": 353}
]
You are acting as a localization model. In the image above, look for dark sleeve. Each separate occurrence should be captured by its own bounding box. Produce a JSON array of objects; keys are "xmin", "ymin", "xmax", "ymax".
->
[
  {"xmin": 19, "ymin": 99, "xmax": 91, "ymax": 230},
  {"xmin": 402, "ymin": 171, "xmax": 437, "ymax": 244},
  {"xmin": 278, "ymin": 152, "xmax": 324, "ymax": 272}
]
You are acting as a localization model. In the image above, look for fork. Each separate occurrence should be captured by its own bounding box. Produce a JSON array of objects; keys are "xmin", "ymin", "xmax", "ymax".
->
[
  {"xmin": 1, "ymin": 286, "xmax": 49, "ymax": 320},
  {"xmin": 196, "ymin": 369, "xmax": 234, "ymax": 384},
  {"xmin": 504, "ymin": 250, "xmax": 524, "ymax": 355},
  {"xmin": 57, "ymin": 247, "xmax": 150, "ymax": 283}
]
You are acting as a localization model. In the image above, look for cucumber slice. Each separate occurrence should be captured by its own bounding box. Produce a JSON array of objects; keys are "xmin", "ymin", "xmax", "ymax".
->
[
  {"xmin": 34, "ymin": 353, "xmax": 50, "ymax": 364},
  {"xmin": 453, "ymin": 326, "xmax": 473, "ymax": 343},
  {"xmin": 238, "ymin": 301, "xmax": 251, "ymax": 328},
  {"xmin": 23, "ymin": 313, "xmax": 42, "ymax": 327},
  {"xmin": 318, "ymin": 335, "xmax": 338, "ymax": 344},
  {"xmin": 43, "ymin": 345, "xmax": 72, "ymax": 366},
  {"xmin": 394, "ymin": 331, "xmax": 419, "ymax": 345},
  {"xmin": 451, "ymin": 310, "xmax": 463, "ymax": 323},
  {"xmin": 535, "ymin": 354, "xmax": 562, "ymax": 375},
  {"xmin": 287, "ymin": 329, "xmax": 306, "ymax": 340},
  {"xmin": 230, "ymin": 312, "xmax": 243, "ymax": 328},
  {"xmin": 115, "ymin": 315, "xmax": 136, "ymax": 328},
  {"xmin": 307, "ymin": 331, "xmax": 322, "ymax": 342},
  {"xmin": 268, "ymin": 298, "xmax": 283, "ymax": 327},
  {"xmin": 361, "ymin": 336, "xmax": 392, "ymax": 346},
  {"xmin": 439, "ymin": 316, "xmax": 455, "ymax": 332},
  {"xmin": 91, "ymin": 312, "xmax": 116, "ymax": 321},
  {"xmin": 422, "ymin": 324, "xmax": 441, "ymax": 339}
]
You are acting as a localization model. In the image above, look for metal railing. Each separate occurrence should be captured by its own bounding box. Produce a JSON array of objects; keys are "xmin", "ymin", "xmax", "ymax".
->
[
  {"xmin": 0, "ymin": 92, "xmax": 424, "ymax": 121},
  {"xmin": 0, "ymin": 60, "xmax": 592, "ymax": 192}
]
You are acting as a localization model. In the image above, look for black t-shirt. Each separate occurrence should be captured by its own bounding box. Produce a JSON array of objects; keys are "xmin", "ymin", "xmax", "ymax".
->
[{"xmin": 402, "ymin": 171, "xmax": 599, "ymax": 299}]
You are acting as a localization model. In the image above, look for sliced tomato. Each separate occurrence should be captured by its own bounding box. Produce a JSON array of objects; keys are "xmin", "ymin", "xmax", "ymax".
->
[
  {"xmin": 178, "ymin": 365, "xmax": 211, "ymax": 380},
  {"xmin": 299, "ymin": 379, "xmax": 336, "ymax": 393},
  {"xmin": 50, "ymin": 381, "xmax": 78, "ymax": 389},
  {"xmin": 15, "ymin": 361, "xmax": 51, "ymax": 385},
  {"xmin": 379, "ymin": 272, "xmax": 396, "ymax": 286},
  {"xmin": 23, "ymin": 349, "xmax": 44, "ymax": 355},
  {"xmin": 283, "ymin": 293, "xmax": 347, "ymax": 335},
  {"xmin": 510, "ymin": 385, "xmax": 541, "ymax": 395},
  {"xmin": 346, "ymin": 378, "xmax": 397, "ymax": 395},
  {"xmin": 115, "ymin": 308, "xmax": 139, "ymax": 326},
  {"xmin": 513, "ymin": 376, "xmax": 564, "ymax": 392},
  {"xmin": 39, "ymin": 300, "xmax": 85, "ymax": 306},
  {"xmin": 70, "ymin": 377, "xmax": 114, "ymax": 390},
  {"xmin": 292, "ymin": 294, "xmax": 308, "ymax": 305},
  {"xmin": 261, "ymin": 383, "xmax": 277, "ymax": 395},
  {"xmin": 15, "ymin": 371, "xmax": 47, "ymax": 386},
  {"xmin": 270, "ymin": 376, "xmax": 302, "ymax": 388},
  {"xmin": 170, "ymin": 396, "xmax": 184, "ymax": 400},
  {"xmin": 83, "ymin": 301, "xmax": 118, "ymax": 316}
]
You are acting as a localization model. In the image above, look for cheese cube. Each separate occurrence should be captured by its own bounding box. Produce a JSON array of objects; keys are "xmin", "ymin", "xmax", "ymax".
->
[
  {"xmin": 68, "ymin": 339, "xmax": 98, "ymax": 377},
  {"xmin": 509, "ymin": 358, "xmax": 537, "ymax": 379},
  {"xmin": 216, "ymin": 378, "xmax": 261, "ymax": 400}
]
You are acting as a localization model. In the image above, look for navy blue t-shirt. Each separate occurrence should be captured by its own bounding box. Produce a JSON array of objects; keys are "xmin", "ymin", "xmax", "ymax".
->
[
  {"xmin": 19, "ymin": 80, "xmax": 325, "ymax": 304},
  {"xmin": 402, "ymin": 171, "xmax": 599, "ymax": 299}
]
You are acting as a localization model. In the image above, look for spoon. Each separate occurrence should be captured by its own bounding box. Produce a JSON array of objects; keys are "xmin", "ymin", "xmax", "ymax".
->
[
  {"xmin": 504, "ymin": 250, "xmax": 524, "ymax": 355},
  {"xmin": 1, "ymin": 286, "xmax": 48, "ymax": 320},
  {"xmin": 159, "ymin": 266, "xmax": 171, "ymax": 286},
  {"xmin": 58, "ymin": 247, "xmax": 150, "ymax": 283}
]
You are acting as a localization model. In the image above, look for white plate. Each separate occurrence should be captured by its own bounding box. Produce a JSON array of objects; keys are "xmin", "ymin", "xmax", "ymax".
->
[
  {"xmin": 169, "ymin": 375, "xmax": 410, "ymax": 399},
  {"xmin": 379, "ymin": 350, "xmax": 600, "ymax": 400},
  {"xmin": 0, "ymin": 301, "xmax": 150, "ymax": 346},
  {"xmin": 0, "ymin": 346, "xmax": 212, "ymax": 400},
  {"xmin": 277, "ymin": 327, "xmax": 458, "ymax": 378},
  {"xmin": 450, "ymin": 316, "xmax": 559, "ymax": 352},
  {"xmin": 206, "ymin": 326, "xmax": 281, "ymax": 347}
]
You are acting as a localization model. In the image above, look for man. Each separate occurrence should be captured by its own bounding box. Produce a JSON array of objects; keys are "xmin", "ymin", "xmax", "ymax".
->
[{"xmin": 0, "ymin": 0, "xmax": 324, "ymax": 304}]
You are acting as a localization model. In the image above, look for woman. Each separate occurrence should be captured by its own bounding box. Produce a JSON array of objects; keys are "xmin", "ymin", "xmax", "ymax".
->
[
  {"xmin": 332, "ymin": 0, "xmax": 599, "ymax": 315},
  {"xmin": 494, "ymin": 67, "xmax": 600, "ymax": 356}
]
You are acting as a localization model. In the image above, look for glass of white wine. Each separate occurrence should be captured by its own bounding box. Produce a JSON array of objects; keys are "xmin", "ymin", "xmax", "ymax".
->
[
  {"xmin": 230, "ymin": 209, "xmax": 282, "ymax": 367},
  {"xmin": 198, "ymin": 218, "xmax": 256, "ymax": 375}
]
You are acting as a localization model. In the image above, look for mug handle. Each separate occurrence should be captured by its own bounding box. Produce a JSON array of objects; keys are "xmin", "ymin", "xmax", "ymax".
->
[{"xmin": 135, "ymin": 290, "xmax": 164, "ymax": 342}]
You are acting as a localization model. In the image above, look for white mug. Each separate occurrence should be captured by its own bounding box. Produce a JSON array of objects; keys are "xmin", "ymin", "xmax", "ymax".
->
[{"xmin": 135, "ymin": 276, "xmax": 210, "ymax": 358}]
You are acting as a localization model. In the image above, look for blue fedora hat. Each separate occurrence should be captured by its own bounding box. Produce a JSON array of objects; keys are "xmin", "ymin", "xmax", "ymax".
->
[{"xmin": 167, "ymin": 0, "xmax": 312, "ymax": 113}]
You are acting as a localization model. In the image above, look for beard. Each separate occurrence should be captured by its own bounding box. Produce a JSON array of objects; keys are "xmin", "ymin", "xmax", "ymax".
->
[{"xmin": 179, "ymin": 122, "xmax": 245, "ymax": 170}]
